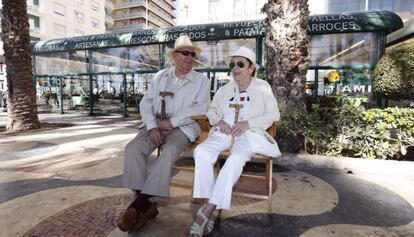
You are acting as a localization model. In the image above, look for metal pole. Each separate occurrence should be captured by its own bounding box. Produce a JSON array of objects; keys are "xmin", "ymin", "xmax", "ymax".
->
[
  {"xmin": 160, "ymin": 44, "xmax": 166, "ymax": 69},
  {"xmin": 59, "ymin": 76, "xmax": 64, "ymax": 114},
  {"xmin": 87, "ymin": 50, "xmax": 94, "ymax": 115},
  {"xmin": 123, "ymin": 74, "xmax": 128, "ymax": 117},
  {"xmin": 313, "ymin": 69, "xmax": 319, "ymax": 103}
]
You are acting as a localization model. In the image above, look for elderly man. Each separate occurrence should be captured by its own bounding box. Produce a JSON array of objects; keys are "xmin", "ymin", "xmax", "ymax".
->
[{"xmin": 117, "ymin": 35, "xmax": 210, "ymax": 232}]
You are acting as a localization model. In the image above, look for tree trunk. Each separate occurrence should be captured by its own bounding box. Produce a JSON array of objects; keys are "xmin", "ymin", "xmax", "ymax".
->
[
  {"xmin": 263, "ymin": 0, "xmax": 310, "ymax": 111},
  {"xmin": 1, "ymin": 0, "xmax": 40, "ymax": 131}
]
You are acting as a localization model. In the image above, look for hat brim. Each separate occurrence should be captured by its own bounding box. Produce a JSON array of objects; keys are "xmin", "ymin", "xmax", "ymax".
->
[
  {"xmin": 167, "ymin": 45, "xmax": 201, "ymax": 59},
  {"xmin": 227, "ymin": 54, "xmax": 259, "ymax": 70}
]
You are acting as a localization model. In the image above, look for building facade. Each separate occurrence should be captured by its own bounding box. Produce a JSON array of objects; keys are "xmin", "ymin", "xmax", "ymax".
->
[
  {"xmin": 323, "ymin": 0, "xmax": 414, "ymax": 21},
  {"xmin": 110, "ymin": 0, "xmax": 176, "ymax": 32},
  {"xmin": 176, "ymin": 0, "xmax": 267, "ymax": 25},
  {"xmin": 0, "ymin": 0, "xmax": 112, "ymax": 92},
  {"xmin": 177, "ymin": 0, "xmax": 414, "ymax": 25}
]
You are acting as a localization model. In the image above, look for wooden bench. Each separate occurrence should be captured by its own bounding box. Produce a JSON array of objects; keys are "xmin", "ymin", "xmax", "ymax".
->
[{"xmin": 170, "ymin": 115, "xmax": 279, "ymax": 214}]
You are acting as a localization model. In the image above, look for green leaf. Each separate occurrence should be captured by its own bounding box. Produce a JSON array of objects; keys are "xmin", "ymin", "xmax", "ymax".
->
[{"xmin": 401, "ymin": 145, "xmax": 407, "ymax": 155}]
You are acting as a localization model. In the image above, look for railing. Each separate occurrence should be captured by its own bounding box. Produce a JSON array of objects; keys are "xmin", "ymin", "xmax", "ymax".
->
[
  {"xmin": 112, "ymin": 11, "xmax": 146, "ymax": 20},
  {"xmin": 163, "ymin": 0, "xmax": 176, "ymax": 9},
  {"xmin": 152, "ymin": 0, "xmax": 175, "ymax": 15},
  {"xmin": 105, "ymin": 15, "xmax": 115, "ymax": 27},
  {"xmin": 148, "ymin": 14, "xmax": 172, "ymax": 27},
  {"xmin": 113, "ymin": 0, "xmax": 145, "ymax": 9},
  {"xmin": 27, "ymin": 3, "xmax": 40, "ymax": 12},
  {"xmin": 105, "ymin": 0, "xmax": 114, "ymax": 13},
  {"xmin": 148, "ymin": 4, "xmax": 175, "ymax": 25},
  {"xmin": 110, "ymin": 22, "xmax": 145, "ymax": 32},
  {"xmin": 30, "ymin": 27, "xmax": 40, "ymax": 34}
]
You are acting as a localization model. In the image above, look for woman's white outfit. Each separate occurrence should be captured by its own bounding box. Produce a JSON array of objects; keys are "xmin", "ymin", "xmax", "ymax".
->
[{"xmin": 193, "ymin": 78, "xmax": 280, "ymax": 209}]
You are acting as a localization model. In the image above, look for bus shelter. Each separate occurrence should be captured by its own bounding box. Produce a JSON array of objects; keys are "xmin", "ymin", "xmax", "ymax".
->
[{"xmin": 32, "ymin": 10, "xmax": 403, "ymax": 116}]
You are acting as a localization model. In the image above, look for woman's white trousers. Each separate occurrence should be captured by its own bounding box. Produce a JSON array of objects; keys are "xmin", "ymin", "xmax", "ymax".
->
[{"xmin": 192, "ymin": 130, "xmax": 253, "ymax": 209}]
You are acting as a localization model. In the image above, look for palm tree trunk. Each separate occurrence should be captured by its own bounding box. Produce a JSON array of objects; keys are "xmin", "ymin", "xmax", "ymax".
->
[
  {"xmin": 263, "ymin": 0, "xmax": 310, "ymax": 111},
  {"xmin": 1, "ymin": 0, "xmax": 40, "ymax": 131}
]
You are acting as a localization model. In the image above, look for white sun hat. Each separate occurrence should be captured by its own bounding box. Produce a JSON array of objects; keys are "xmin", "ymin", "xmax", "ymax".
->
[
  {"xmin": 228, "ymin": 46, "xmax": 258, "ymax": 70},
  {"xmin": 166, "ymin": 35, "xmax": 201, "ymax": 59}
]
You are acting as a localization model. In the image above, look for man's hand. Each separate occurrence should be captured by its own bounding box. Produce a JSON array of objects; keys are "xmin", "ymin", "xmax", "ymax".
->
[
  {"xmin": 218, "ymin": 120, "xmax": 231, "ymax": 135},
  {"xmin": 149, "ymin": 128, "xmax": 162, "ymax": 146},
  {"xmin": 159, "ymin": 119, "xmax": 173, "ymax": 130},
  {"xmin": 230, "ymin": 121, "xmax": 249, "ymax": 137}
]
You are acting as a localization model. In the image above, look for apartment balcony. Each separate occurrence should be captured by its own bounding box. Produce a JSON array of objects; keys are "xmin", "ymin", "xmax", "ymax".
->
[
  {"xmin": 110, "ymin": 22, "xmax": 145, "ymax": 32},
  {"xmin": 105, "ymin": 15, "xmax": 115, "ymax": 28},
  {"xmin": 148, "ymin": 5, "xmax": 175, "ymax": 25},
  {"xmin": 163, "ymin": 0, "xmax": 176, "ymax": 10},
  {"xmin": 113, "ymin": 0, "xmax": 145, "ymax": 10},
  {"xmin": 152, "ymin": 0, "xmax": 175, "ymax": 17},
  {"xmin": 27, "ymin": 1, "xmax": 40, "ymax": 15},
  {"xmin": 29, "ymin": 27, "xmax": 40, "ymax": 35},
  {"xmin": 113, "ymin": 12, "xmax": 146, "ymax": 21},
  {"xmin": 105, "ymin": 0, "xmax": 114, "ymax": 13},
  {"xmin": 148, "ymin": 14, "xmax": 173, "ymax": 27}
]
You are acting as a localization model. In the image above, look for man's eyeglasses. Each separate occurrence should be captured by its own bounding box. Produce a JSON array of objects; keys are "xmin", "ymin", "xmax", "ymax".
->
[
  {"xmin": 229, "ymin": 61, "xmax": 246, "ymax": 69},
  {"xmin": 176, "ymin": 50, "xmax": 197, "ymax": 58}
]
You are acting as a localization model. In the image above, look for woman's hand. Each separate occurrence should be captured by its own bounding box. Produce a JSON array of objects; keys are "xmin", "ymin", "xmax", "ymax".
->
[
  {"xmin": 218, "ymin": 120, "xmax": 231, "ymax": 135},
  {"xmin": 231, "ymin": 121, "xmax": 249, "ymax": 137}
]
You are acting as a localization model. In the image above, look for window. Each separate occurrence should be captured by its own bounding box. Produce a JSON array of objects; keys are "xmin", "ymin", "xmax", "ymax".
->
[
  {"xmin": 27, "ymin": 0, "xmax": 40, "ymax": 6},
  {"xmin": 209, "ymin": 0, "xmax": 220, "ymax": 21},
  {"xmin": 54, "ymin": 23, "xmax": 66, "ymax": 36},
  {"xmin": 328, "ymin": 0, "xmax": 365, "ymax": 13},
  {"xmin": 369, "ymin": 0, "xmax": 393, "ymax": 11},
  {"xmin": 91, "ymin": 0, "xmax": 100, "ymax": 12},
  {"xmin": 233, "ymin": 0, "xmax": 244, "ymax": 17},
  {"xmin": 28, "ymin": 14, "xmax": 40, "ymax": 28},
  {"xmin": 74, "ymin": 11, "xmax": 85, "ymax": 24},
  {"xmin": 91, "ymin": 18, "xmax": 100, "ymax": 29},
  {"xmin": 74, "ymin": 29, "xmax": 84, "ymax": 36},
  {"xmin": 53, "ymin": 2, "xmax": 66, "ymax": 16}
]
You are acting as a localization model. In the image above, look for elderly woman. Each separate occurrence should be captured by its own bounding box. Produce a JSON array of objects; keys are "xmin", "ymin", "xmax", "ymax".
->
[{"xmin": 190, "ymin": 46, "xmax": 280, "ymax": 236}]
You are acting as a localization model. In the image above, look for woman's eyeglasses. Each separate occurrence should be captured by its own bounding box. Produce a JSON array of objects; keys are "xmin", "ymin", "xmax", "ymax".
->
[
  {"xmin": 176, "ymin": 50, "xmax": 197, "ymax": 58},
  {"xmin": 229, "ymin": 61, "xmax": 246, "ymax": 69}
]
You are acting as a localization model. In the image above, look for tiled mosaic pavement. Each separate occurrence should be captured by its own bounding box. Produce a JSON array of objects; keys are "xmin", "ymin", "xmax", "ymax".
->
[{"xmin": 1, "ymin": 113, "xmax": 413, "ymax": 237}]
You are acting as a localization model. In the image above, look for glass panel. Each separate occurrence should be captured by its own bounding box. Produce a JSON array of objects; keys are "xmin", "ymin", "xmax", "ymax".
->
[
  {"xmin": 309, "ymin": 32, "xmax": 379, "ymax": 67},
  {"xmin": 34, "ymin": 51, "xmax": 88, "ymax": 75},
  {"xmin": 177, "ymin": 38, "xmax": 256, "ymax": 70},
  {"xmin": 67, "ymin": 76, "xmax": 90, "ymax": 111},
  {"xmin": 307, "ymin": 69, "xmax": 372, "ymax": 97},
  {"xmin": 91, "ymin": 45, "xmax": 160, "ymax": 73},
  {"xmin": 36, "ymin": 76, "xmax": 89, "ymax": 112}
]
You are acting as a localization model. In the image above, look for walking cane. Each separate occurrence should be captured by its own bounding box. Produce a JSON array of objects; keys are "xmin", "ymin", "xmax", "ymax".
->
[
  {"xmin": 157, "ymin": 91, "xmax": 174, "ymax": 156},
  {"xmin": 229, "ymin": 103, "xmax": 243, "ymax": 150}
]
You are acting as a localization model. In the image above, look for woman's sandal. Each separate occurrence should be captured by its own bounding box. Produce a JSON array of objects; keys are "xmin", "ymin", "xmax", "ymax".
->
[{"xmin": 190, "ymin": 206, "xmax": 215, "ymax": 236}]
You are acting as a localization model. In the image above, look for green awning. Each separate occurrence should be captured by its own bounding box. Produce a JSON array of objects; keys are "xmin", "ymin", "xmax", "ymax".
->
[
  {"xmin": 386, "ymin": 18, "xmax": 414, "ymax": 46},
  {"xmin": 33, "ymin": 10, "xmax": 403, "ymax": 54}
]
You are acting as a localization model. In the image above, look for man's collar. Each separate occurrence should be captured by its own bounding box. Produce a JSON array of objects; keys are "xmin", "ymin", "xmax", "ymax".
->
[{"xmin": 173, "ymin": 67, "xmax": 195, "ymax": 81}]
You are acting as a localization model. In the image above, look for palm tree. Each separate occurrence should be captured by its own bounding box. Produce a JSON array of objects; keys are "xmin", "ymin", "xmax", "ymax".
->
[
  {"xmin": 1, "ymin": 0, "xmax": 40, "ymax": 131},
  {"xmin": 263, "ymin": 0, "xmax": 310, "ymax": 111}
]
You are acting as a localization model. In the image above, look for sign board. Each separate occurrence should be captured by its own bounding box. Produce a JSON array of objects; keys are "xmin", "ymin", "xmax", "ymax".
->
[{"xmin": 33, "ymin": 11, "xmax": 403, "ymax": 54}]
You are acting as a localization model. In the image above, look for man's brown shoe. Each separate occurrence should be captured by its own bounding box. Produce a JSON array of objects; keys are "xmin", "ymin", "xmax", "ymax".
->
[
  {"xmin": 129, "ymin": 203, "xmax": 159, "ymax": 232},
  {"xmin": 117, "ymin": 207, "xmax": 139, "ymax": 232}
]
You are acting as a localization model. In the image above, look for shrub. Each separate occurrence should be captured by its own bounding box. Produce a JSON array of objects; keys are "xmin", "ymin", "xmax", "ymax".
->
[
  {"xmin": 278, "ymin": 96, "xmax": 414, "ymax": 159},
  {"xmin": 372, "ymin": 41, "xmax": 414, "ymax": 100}
]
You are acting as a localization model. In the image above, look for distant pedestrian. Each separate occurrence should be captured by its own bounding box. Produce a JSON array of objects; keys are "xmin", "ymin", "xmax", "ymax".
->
[
  {"xmin": 0, "ymin": 90, "xmax": 3, "ymax": 108},
  {"xmin": 1, "ymin": 90, "xmax": 7, "ymax": 112}
]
